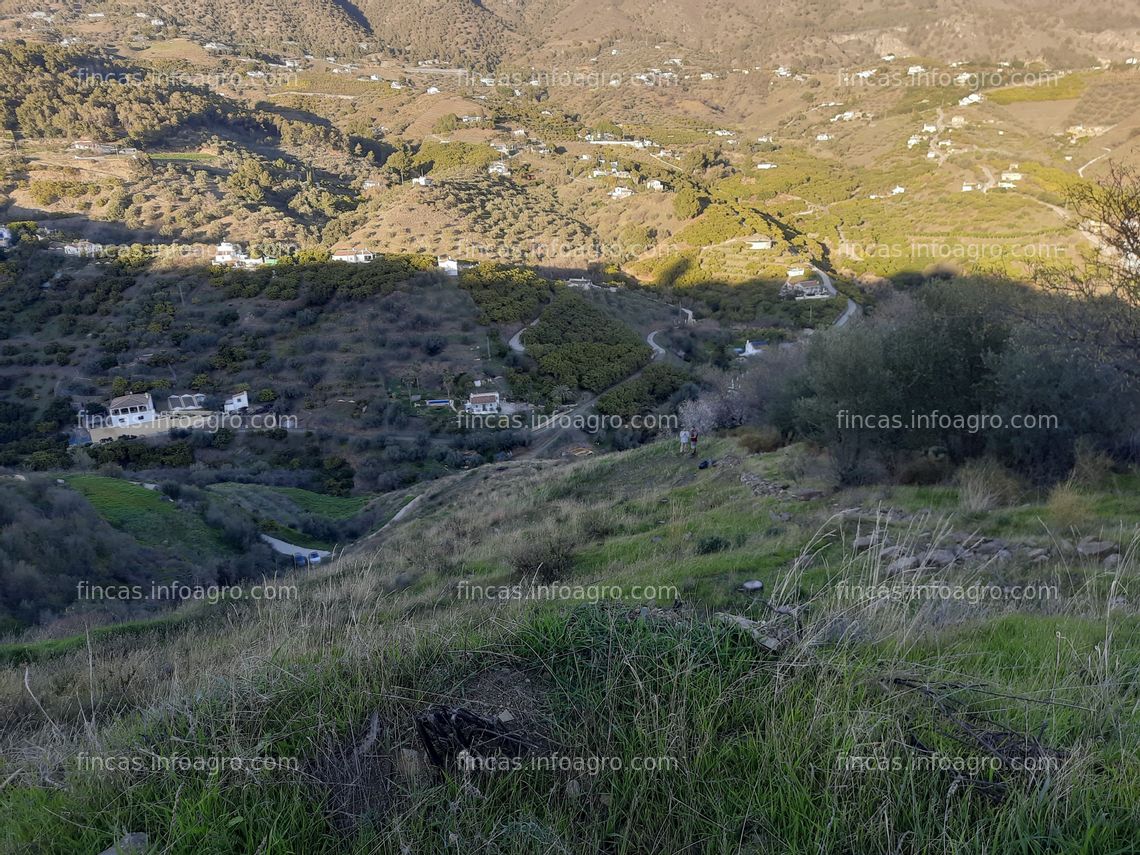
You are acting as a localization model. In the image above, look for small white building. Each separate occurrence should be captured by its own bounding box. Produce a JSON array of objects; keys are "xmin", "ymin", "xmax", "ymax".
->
[
  {"xmin": 756, "ymin": 162, "xmax": 778, "ymax": 170},
  {"xmin": 0, "ymin": 227, "xmax": 10, "ymax": 248},
  {"xmin": 331, "ymin": 248, "xmax": 374, "ymax": 263},
  {"xmin": 411, "ymin": 175, "xmax": 434, "ymax": 187},
  {"xmin": 891, "ymin": 185, "xmax": 906, "ymax": 195},
  {"xmin": 465, "ymin": 392, "xmax": 501, "ymax": 414},
  {"xmin": 610, "ymin": 186, "xmax": 633, "ymax": 199},
  {"xmin": 646, "ymin": 179, "xmax": 666, "ymax": 191},
  {"xmin": 1001, "ymin": 171, "xmax": 1023, "ymax": 182},
  {"xmin": 742, "ymin": 340, "xmax": 766, "ymax": 356},
  {"xmin": 437, "ymin": 257, "xmax": 461, "ymax": 276},
  {"xmin": 108, "ymin": 393, "xmax": 156, "ymax": 427},
  {"xmin": 748, "ymin": 237, "xmax": 774, "ymax": 251},
  {"xmin": 224, "ymin": 391, "xmax": 249, "ymax": 414},
  {"xmin": 488, "ymin": 161, "xmax": 511, "ymax": 176},
  {"xmin": 816, "ymin": 133, "xmax": 832, "ymax": 142},
  {"xmin": 962, "ymin": 182, "xmax": 975, "ymax": 192}
]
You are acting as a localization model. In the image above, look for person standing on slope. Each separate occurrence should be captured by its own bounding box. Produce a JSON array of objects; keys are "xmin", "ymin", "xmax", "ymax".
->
[{"xmin": 679, "ymin": 428, "xmax": 690, "ymax": 454}]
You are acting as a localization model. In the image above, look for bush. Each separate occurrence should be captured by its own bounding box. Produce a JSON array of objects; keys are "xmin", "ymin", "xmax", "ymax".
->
[
  {"xmin": 736, "ymin": 426, "xmax": 783, "ymax": 454},
  {"xmin": 510, "ymin": 529, "xmax": 578, "ymax": 582},
  {"xmin": 955, "ymin": 459, "xmax": 1022, "ymax": 512}
]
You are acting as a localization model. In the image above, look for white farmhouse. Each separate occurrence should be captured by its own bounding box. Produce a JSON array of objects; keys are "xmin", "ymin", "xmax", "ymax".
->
[
  {"xmin": 331, "ymin": 248, "xmax": 374, "ymax": 263},
  {"xmin": 646, "ymin": 179, "xmax": 666, "ymax": 191},
  {"xmin": 610, "ymin": 186, "xmax": 633, "ymax": 199},
  {"xmin": 411, "ymin": 175, "xmax": 434, "ymax": 187},
  {"xmin": 465, "ymin": 392, "xmax": 501, "ymax": 414},
  {"xmin": 488, "ymin": 161, "xmax": 511, "ymax": 176},
  {"xmin": 108, "ymin": 393, "xmax": 156, "ymax": 428}
]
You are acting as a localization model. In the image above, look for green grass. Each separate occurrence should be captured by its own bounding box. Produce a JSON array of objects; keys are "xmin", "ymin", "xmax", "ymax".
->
[
  {"xmin": 3, "ymin": 441, "xmax": 1137, "ymax": 853},
  {"xmin": 65, "ymin": 475, "xmax": 234, "ymax": 556}
]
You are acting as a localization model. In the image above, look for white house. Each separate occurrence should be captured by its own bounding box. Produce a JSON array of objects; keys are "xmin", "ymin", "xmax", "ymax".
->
[
  {"xmin": 756, "ymin": 162, "xmax": 778, "ymax": 169},
  {"xmin": 922, "ymin": 123, "xmax": 937, "ymax": 133},
  {"xmin": 787, "ymin": 266, "xmax": 806, "ymax": 278},
  {"xmin": 437, "ymin": 256, "xmax": 461, "ymax": 277},
  {"xmin": 962, "ymin": 182, "xmax": 975, "ymax": 192},
  {"xmin": 891, "ymin": 185, "xmax": 906, "ymax": 195},
  {"xmin": 742, "ymin": 340, "xmax": 766, "ymax": 356},
  {"xmin": 1000, "ymin": 171, "xmax": 1022, "ymax": 182},
  {"xmin": 748, "ymin": 237, "xmax": 774, "ymax": 250},
  {"xmin": 610, "ymin": 186, "xmax": 633, "ymax": 199},
  {"xmin": 411, "ymin": 175, "xmax": 434, "ymax": 187},
  {"xmin": 816, "ymin": 133, "xmax": 832, "ymax": 142},
  {"xmin": 646, "ymin": 179, "xmax": 666, "ymax": 191},
  {"xmin": 63, "ymin": 240, "xmax": 104, "ymax": 258},
  {"xmin": 488, "ymin": 161, "xmax": 511, "ymax": 176},
  {"xmin": 108, "ymin": 393, "xmax": 156, "ymax": 427},
  {"xmin": 224, "ymin": 391, "xmax": 249, "ymax": 414},
  {"xmin": 331, "ymin": 248, "xmax": 374, "ymax": 263},
  {"xmin": 213, "ymin": 242, "xmax": 245, "ymax": 266},
  {"xmin": 465, "ymin": 392, "xmax": 501, "ymax": 414},
  {"xmin": 563, "ymin": 277, "xmax": 594, "ymax": 289},
  {"xmin": 0, "ymin": 227, "xmax": 10, "ymax": 248}
]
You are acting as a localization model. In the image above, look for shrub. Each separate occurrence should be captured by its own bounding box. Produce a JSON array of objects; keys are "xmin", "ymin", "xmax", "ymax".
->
[
  {"xmin": 510, "ymin": 529, "xmax": 578, "ymax": 582},
  {"xmin": 1046, "ymin": 482, "xmax": 1094, "ymax": 532},
  {"xmin": 737, "ymin": 426, "xmax": 783, "ymax": 454},
  {"xmin": 955, "ymin": 459, "xmax": 1022, "ymax": 512}
]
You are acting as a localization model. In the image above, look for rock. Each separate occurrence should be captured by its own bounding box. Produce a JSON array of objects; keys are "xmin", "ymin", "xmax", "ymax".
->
[
  {"xmin": 1077, "ymin": 540, "xmax": 1116, "ymax": 559},
  {"xmin": 992, "ymin": 549, "xmax": 1014, "ymax": 564},
  {"xmin": 1027, "ymin": 548, "xmax": 1049, "ymax": 560},
  {"xmin": 852, "ymin": 534, "xmax": 880, "ymax": 552},
  {"xmin": 769, "ymin": 511, "xmax": 792, "ymax": 522},
  {"xmin": 922, "ymin": 548, "xmax": 958, "ymax": 568},
  {"xmin": 881, "ymin": 545, "xmax": 907, "ymax": 560},
  {"xmin": 1104, "ymin": 554, "xmax": 1122, "ymax": 570},
  {"xmin": 886, "ymin": 556, "xmax": 919, "ymax": 576},
  {"xmin": 794, "ymin": 488, "xmax": 825, "ymax": 501},
  {"xmin": 565, "ymin": 779, "xmax": 582, "ymax": 799},
  {"xmin": 496, "ymin": 710, "xmax": 516, "ymax": 724},
  {"xmin": 100, "ymin": 833, "xmax": 148, "ymax": 855},
  {"xmin": 972, "ymin": 539, "xmax": 1004, "ymax": 555},
  {"xmin": 740, "ymin": 580, "xmax": 765, "ymax": 593}
]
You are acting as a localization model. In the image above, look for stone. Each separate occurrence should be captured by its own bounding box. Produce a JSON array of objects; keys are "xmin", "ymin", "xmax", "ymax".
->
[
  {"xmin": 1077, "ymin": 540, "xmax": 1116, "ymax": 559},
  {"xmin": 565, "ymin": 779, "xmax": 582, "ymax": 799},
  {"xmin": 922, "ymin": 548, "xmax": 958, "ymax": 568},
  {"xmin": 852, "ymin": 534, "xmax": 879, "ymax": 552},
  {"xmin": 886, "ymin": 556, "xmax": 919, "ymax": 575},
  {"xmin": 100, "ymin": 833, "xmax": 148, "ymax": 855},
  {"xmin": 1104, "ymin": 554, "xmax": 1122, "ymax": 570},
  {"xmin": 880, "ymin": 545, "xmax": 907, "ymax": 560},
  {"xmin": 741, "ymin": 580, "xmax": 765, "ymax": 592}
]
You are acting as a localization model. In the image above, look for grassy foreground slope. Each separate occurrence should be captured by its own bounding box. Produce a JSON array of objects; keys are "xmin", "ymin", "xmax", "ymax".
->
[{"xmin": 1, "ymin": 440, "xmax": 1138, "ymax": 853}]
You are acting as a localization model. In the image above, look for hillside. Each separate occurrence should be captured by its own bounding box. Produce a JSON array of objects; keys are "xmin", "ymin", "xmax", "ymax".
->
[{"xmin": 1, "ymin": 436, "xmax": 1137, "ymax": 851}]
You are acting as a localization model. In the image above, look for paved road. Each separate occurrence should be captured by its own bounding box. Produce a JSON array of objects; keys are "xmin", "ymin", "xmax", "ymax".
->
[
  {"xmin": 508, "ymin": 318, "xmax": 540, "ymax": 354},
  {"xmin": 805, "ymin": 264, "xmax": 859, "ymax": 328},
  {"xmin": 259, "ymin": 534, "xmax": 331, "ymax": 562},
  {"xmin": 647, "ymin": 329, "xmax": 666, "ymax": 358}
]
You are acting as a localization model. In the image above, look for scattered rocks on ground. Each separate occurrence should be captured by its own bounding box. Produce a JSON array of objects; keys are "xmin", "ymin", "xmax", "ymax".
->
[
  {"xmin": 1077, "ymin": 538, "xmax": 1118, "ymax": 559},
  {"xmin": 740, "ymin": 579, "xmax": 765, "ymax": 593}
]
